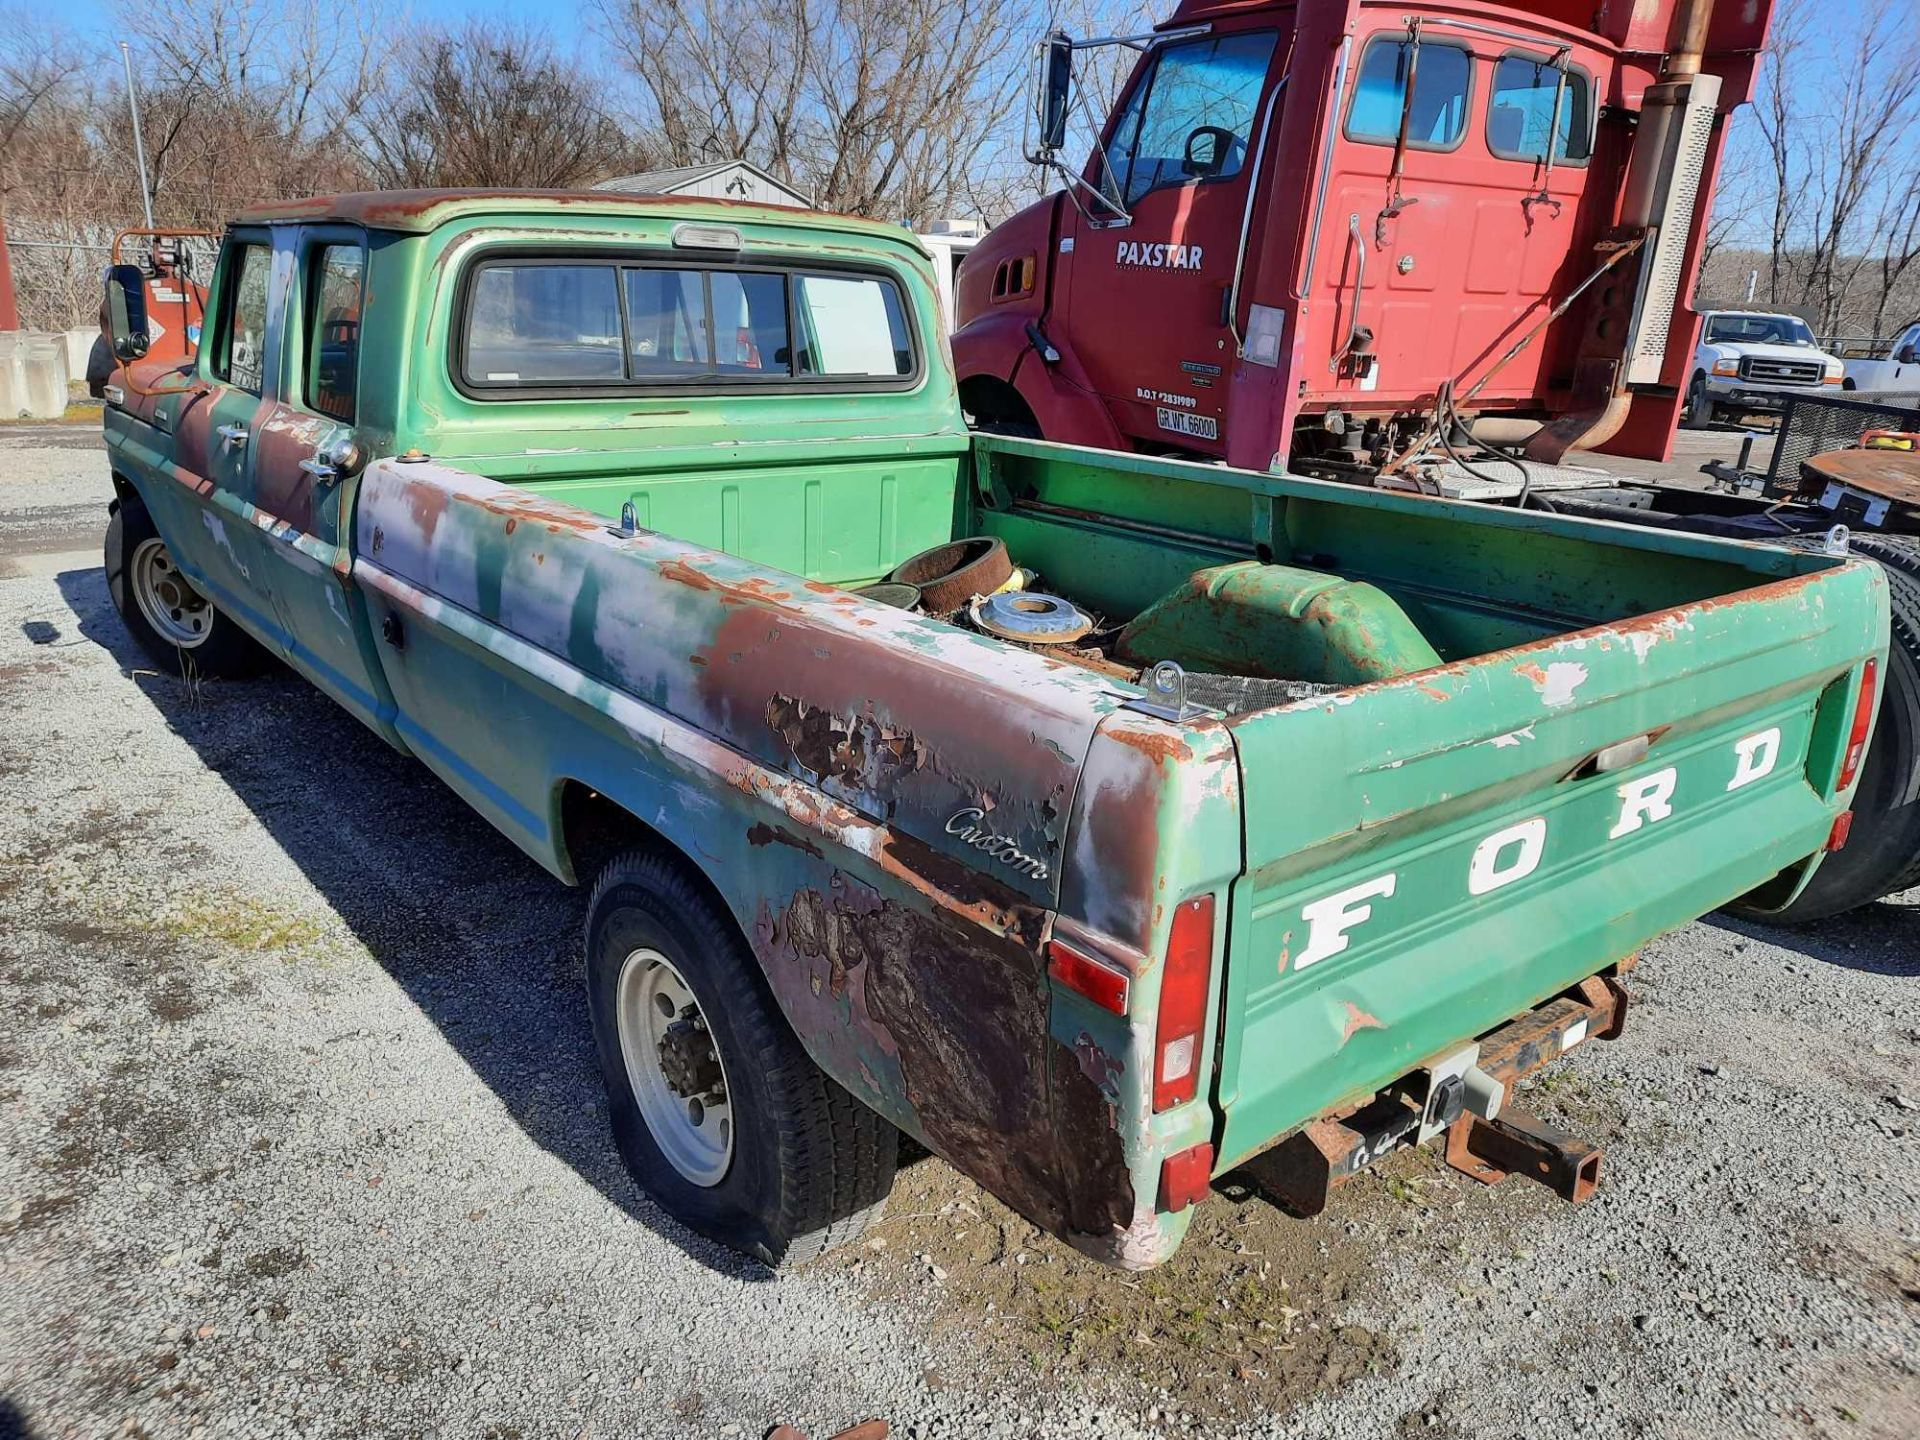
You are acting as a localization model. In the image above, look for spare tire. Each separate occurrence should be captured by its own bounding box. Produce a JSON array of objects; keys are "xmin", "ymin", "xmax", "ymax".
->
[
  {"xmin": 1752, "ymin": 532, "xmax": 1920, "ymax": 924},
  {"xmin": 887, "ymin": 537, "xmax": 1013, "ymax": 614}
]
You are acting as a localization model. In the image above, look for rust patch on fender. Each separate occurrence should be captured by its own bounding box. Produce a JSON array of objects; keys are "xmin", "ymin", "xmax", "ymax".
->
[
  {"xmin": 1106, "ymin": 725, "xmax": 1194, "ymax": 765},
  {"xmin": 763, "ymin": 876, "xmax": 1128, "ymax": 1240},
  {"xmin": 746, "ymin": 821, "xmax": 825, "ymax": 860},
  {"xmin": 1340, "ymin": 1001, "xmax": 1386, "ymax": 1045},
  {"xmin": 766, "ymin": 694, "xmax": 925, "ymax": 792}
]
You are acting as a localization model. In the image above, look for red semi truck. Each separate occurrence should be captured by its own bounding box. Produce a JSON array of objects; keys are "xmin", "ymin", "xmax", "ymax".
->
[
  {"xmin": 952, "ymin": 0, "xmax": 1920, "ymax": 924},
  {"xmin": 951, "ymin": 0, "xmax": 1763, "ymax": 476}
]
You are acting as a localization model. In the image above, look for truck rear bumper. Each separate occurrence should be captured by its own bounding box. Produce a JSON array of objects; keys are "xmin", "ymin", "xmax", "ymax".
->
[{"xmin": 1242, "ymin": 963, "xmax": 1632, "ymax": 1218}]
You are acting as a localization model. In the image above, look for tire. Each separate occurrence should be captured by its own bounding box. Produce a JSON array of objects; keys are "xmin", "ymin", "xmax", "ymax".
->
[
  {"xmin": 1759, "ymin": 533, "xmax": 1920, "ymax": 923},
  {"xmin": 104, "ymin": 493, "xmax": 270, "ymax": 678},
  {"xmin": 585, "ymin": 847, "xmax": 897, "ymax": 1267},
  {"xmin": 1684, "ymin": 374, "xmax": 1718, "ymax": 429}
]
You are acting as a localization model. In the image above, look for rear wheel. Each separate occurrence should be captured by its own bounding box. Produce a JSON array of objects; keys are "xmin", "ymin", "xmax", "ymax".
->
[
  {"xmin": 104, "ymin": 494, "xmax": 269, "ymax": 678},
  {"xmin": 1757, "ymin": 533, "xmax": 1920, "ymax": 923},
  {"xmin": 585, "ymin": 847, "xmax": 897, "ymax": 1267}
]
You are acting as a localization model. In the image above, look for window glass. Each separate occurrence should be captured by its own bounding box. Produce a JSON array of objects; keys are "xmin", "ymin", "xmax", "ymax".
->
[
  {"xmin": 306, "ymin": 244, "xmax": 363, "ymax": 423},
  {"xmin": 1704, "ymin": 314, "xmax": 1817, "ymax": 347},
  {"xmin": 461, "ymin": 260, "xmax": 913, "ymax": 390},
  {"xmin": 466, "ymin": 264, "xmax": 624, "ymax": 383},
  {"xmin": 794, "ymin": 274, "xmax": 912, "ymax": 376},
  {"xmin": 1487, "ymin": 55, "xmax": 1592, "ymax": 163},
  {"xmin": 1114, "ymin": 33, "xmax": 1277, "ymax": 206},
  {"xmin": 624, "ymin": 268, "xmax": 788, "ymax": 377},
  {"xmin": 216, "ymin": 242, "xmax": 272, "ymax": 392},
  {"xmin": 1348, "ymin": 37, "xmax": 1472, "ymax": 148},
  {"xmin": 1099, "ymin": 76, "xmax": 1149, "ymax": 208}
]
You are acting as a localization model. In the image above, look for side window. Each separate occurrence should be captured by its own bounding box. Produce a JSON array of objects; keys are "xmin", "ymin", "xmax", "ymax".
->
[
  {"xmin": 1488, "ymin": 54, "xmax": 1593, "ymax": 164},
  {"xmin": 305, "ymin": 244, "xmax": 364, "ymax": 423},
  {"xmin": 1347, "ymin": 37, "xmax": 1473, "ymax": 149},
  {"xmin": 1112, "ymin": 32, "xmax": 1278, "ymax": 206},
  {"xmin": 213, "ymin": 242, "xmax": 271, "ymax": 393}
]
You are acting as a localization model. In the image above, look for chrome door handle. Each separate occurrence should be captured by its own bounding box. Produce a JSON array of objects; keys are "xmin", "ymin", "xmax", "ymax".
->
[
  {"xmin": 298, "ymin": 456, "xmax": 338, "ymax": 481},
  {"xmin": 216, "ymin": 423, "xmax": 248, "ymax": 446}
]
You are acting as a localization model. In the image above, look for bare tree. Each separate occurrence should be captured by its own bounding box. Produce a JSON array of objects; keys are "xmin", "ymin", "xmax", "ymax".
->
[
  {"xmin": 358, "ymin": 22, "xmax": 634, "ymax": 189},
  {"xmin": 1748, "ymin": 0, "xmax": 1804, "ymax": 308},
  {"xmin": 593, "ymin": 0, "xmax": 1031, "ymax": 223},
  {"xmin": 0, "ymin": 9, "xmax": 84, "ymax": 208},
  {"xmin": 1870, "ymin": 163, "xmax": 1920, "ymax": 335}
]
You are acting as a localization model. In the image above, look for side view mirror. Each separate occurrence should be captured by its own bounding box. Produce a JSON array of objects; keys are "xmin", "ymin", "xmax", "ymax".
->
[
  {"xmin": 1897, "ymin": 344, "xmax": 1917, "ymax": 366},
  {"xmin": 1183, "ymin": 125, "xmax": 1235, "ymax": 178},
  {"xmin": 105, "ymin": 264, "xmax": 150, "ymax": 362},
  {"xmin": 1035, "ymin": 31, "xmax": 1073, "ymax": 156}
]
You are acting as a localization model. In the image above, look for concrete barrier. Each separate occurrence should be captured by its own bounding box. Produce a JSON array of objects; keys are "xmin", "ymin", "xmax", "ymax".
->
[
  {"xmin": 63, "ymin": 328, "xmax": 97, "ymax": 377},
  {"xmin": 0, "ymin": 332, "xmax": 73, "ymax": 419}
]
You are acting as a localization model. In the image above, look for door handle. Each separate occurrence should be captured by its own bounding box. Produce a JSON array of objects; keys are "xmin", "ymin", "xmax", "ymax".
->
[
  {"xmin": 216, "ymin": 423, "xmax": 248, "ymax": 446},
  {"xmin": 298, "ymin": 455, "xmax": 338, "ymax": 481}
]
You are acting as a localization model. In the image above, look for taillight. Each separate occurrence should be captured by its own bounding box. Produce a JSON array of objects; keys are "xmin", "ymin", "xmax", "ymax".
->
[
  {"xmin": 1839, "ymin": 658, "xmax": 1879, "ymax": 791},
  {"xmin": 1152, "ymin": 896, "xmax": 1216, "ymax": 1113},
  {"xmin": 1047, "ymin": 938, "xmax": 1130, "ymax": 1015}
]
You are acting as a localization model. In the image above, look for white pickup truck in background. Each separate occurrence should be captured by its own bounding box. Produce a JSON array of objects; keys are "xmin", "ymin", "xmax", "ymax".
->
[
  {"xmin": 1687, "ymin": 310, "xmax": 1846, "ymax": 426},
  {"xmin": 1842, "ymin": 319, "xmax": 1920, "ymax": 393}
]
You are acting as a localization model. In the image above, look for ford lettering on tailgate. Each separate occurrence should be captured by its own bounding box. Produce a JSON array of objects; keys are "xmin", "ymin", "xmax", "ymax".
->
[{"xmin": 1274, "ymin": 717, "xmax": 1802, "ymax": 975}]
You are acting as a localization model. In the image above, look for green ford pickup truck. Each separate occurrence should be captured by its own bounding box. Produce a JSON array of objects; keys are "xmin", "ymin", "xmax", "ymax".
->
[{"xmin": 97, "ymin": 191, "xmax": 1888, "ymax": 1270}]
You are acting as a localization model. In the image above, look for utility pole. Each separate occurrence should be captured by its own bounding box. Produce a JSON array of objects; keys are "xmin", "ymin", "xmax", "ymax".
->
[{"xmin": 120, "ymin": 41, "xmax": 155, "ymax": 232}]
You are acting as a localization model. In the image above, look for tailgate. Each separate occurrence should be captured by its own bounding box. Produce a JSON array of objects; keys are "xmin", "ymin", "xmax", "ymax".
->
[{"xmin": 1212, "ymin": 562, "xmax": 1887, "ymax": 1169}]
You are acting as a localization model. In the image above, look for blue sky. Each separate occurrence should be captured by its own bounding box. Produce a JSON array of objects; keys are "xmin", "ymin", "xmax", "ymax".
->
[{"xmin": 52, "ymin": 0, "xmax": 1873, "ymax": 250}]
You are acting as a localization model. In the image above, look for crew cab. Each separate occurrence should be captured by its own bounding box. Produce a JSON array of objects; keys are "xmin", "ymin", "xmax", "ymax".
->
[
  {"xmin": 1687, "ymin": 310, "xmax": 1846, "ymax": 426},
  {"xmin": 97, "ymin": 191, "xmax": 1887, "ymax": 1270},
  {"xmin": 1843, "ymin": 319, "xmax": 1920, "ymax": 393}
]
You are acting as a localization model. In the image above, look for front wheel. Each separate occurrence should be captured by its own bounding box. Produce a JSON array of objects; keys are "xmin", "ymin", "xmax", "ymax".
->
[
  {"xmin": 1684, "ymin": 374, "xmax": 1718, "ymax": 429},
  {"xmin": 104, "ymin": 494, "xmax": 269, "ymax": 677},
  {"xmin": 585, "ymin": 848, "xmax": 896, "ymax": 1267}
]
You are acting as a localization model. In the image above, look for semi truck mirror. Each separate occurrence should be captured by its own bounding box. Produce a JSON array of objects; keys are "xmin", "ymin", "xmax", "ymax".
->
[
  {"xmin": 1038, "ymin": 32, "xmax": 1073, "ymax": 154},
  {"xmin": 1183, "ymin": 125, "xmax": 1234, "ymax": 178},
  {"xmin": 105, "ymin": 264, "xmax": 151, "ymax": 362}
]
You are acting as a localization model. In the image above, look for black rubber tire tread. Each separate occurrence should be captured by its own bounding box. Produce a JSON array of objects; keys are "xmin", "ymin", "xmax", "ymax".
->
[
  {"xmin": 1684, "ymin": 374, "xmax": 1709, "ymax": 429},
  {"xmin": 1759, "ymin": 532, "xmax": 1920, "ymax": 922},
  {"xmin": 584, "ymin": 846, "xmax": 896, "ymax": 1268},
  {"xmin": 104, "ymin": 494, "xmax": 271, "ymax": 679}
]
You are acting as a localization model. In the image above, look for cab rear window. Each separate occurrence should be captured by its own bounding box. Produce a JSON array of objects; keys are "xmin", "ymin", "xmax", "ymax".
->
[
  {"xmin": 457, "ymin": 258, "xmax": 916, "ymax": 394},
  {"xmin": 1487, "ymin": 53, "xmax": 1593, "ymax": 164},
  {"xmin": 1347, "ymin": 36, "xmax": 1472, "ymax": 150}
]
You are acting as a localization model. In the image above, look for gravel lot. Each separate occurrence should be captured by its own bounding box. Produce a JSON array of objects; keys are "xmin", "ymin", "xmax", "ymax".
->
[{"xmin": 1, "ymin": 422, "xmax": 1914, "ymax": 1440}]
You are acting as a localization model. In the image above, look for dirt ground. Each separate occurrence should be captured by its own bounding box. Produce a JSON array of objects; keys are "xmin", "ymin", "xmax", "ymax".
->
[{"xmin": 1, "ymin": 423, "xmax": 1914, "ymax": 1440}]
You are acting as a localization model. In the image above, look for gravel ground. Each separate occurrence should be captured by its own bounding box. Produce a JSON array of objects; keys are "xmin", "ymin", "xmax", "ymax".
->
[{"xmin": 1, "ymin": 427, "xmax": 1914, "ymax": 1440}]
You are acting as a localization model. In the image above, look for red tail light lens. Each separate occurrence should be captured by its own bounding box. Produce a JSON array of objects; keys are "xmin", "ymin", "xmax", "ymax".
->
[
  {"xmin": 1839, "ymin": 657, "xmax": 1879, "ymax": 791},
  {"xmin": 1158, "ymin": 1141, "xmax": 1215, "ymax": 1213},
  {"xmin": 1152, "ymin": 896, "xmax": 1216, "ymax": 1113},
  {"xmin": 1047, "ymin": 939, "xmax": 1130, "ymax": 1015}
]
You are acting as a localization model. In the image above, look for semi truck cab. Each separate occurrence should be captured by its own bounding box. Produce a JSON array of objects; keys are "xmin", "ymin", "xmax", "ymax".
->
[{"xmin": 953, "ymin": 0, "xmax": 1771, "ymax": 477}]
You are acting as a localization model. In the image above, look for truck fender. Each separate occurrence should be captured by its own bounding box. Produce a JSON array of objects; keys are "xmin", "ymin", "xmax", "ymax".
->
[
  {"xmin": 349, "ymin": 456, "xmax": 1144, "ymax": 1255},
  {"xmin": 954, "ymin": 310, "xmax": 1125, "ymax": 450}
]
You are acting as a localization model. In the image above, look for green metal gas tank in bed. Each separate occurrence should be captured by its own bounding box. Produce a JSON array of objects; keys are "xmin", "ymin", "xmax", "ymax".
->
[{"xmin": 1115, "ymin": 561, "xmax": 1442, "ymax": 685}]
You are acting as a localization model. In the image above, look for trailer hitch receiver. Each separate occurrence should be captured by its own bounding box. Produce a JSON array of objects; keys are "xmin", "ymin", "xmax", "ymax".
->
[{"xmin": 1444, "ymin": 1107, "xmax": 1602, "ymax": 1203}]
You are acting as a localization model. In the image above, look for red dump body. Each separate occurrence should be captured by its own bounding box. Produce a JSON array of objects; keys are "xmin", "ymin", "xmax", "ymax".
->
[{"xmin": 952, "ymin": 0, "xmax": 1771, "ymax": 473}]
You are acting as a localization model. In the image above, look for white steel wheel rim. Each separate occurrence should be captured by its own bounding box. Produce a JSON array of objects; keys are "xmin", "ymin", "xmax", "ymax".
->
[
  {"xmin": 129, "ymin": 536, "xmax": 214, "ymax": 649},
  {"xmin": 615, "ymin": 947, "xmax": 735, "ymax": 1188}
]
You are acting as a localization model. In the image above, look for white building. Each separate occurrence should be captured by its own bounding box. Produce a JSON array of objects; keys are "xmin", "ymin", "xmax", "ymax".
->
[{"xmin": 594, "ymin": 161, "xmax": 812, "ymax": 210}]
